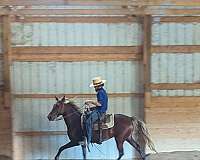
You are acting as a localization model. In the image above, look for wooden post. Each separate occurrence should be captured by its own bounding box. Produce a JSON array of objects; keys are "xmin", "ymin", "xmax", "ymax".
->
[
  {"xmin": 3, "ymin": 15, "xmax": 12, "ymax": 109},
  {"xmin": 2, "ymin": 14, "xmax": 13, "ymax": 158},
  {"xmin": 143, "ymin": 15, "xmax": 152, "ymax": 118}
]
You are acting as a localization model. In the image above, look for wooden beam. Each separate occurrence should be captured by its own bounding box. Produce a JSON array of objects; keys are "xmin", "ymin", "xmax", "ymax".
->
[
  {"xmin": 0, "ymin": 54, "xmax": 3, "ymax": 59},
  {"xmin": 152, "ymin": 45, "xmax": 200, "ymax": 53},
  {"xmin": 12, "ymin": 16, "xmax": 138, "ymax": 23},
  {"xmin": 151, "ymin": 83, "xmax": 200, "ymax": 90},
  {"xmin": 0, "ymin": 9, "xmax": 134, "ymax": 16},
  {"xmin": 150, "ymin": 96, "xmax": 200, "ymax": 108},
  {"xmin": 0, "ymin": 0, "xmax": 132, "ymax": 6},
  {"xmin": 12, "ymin": 53, "xmax": 141, "ymax": 62},
  {"xmin": 12, "ymin": 46, "xmax": 142, "ymax": 62},
  {"xmin": 143, "ymin": 15, "xmax": 152, "ymax": 111},
  {"xmin": 166, "ymin": 9, "xmax": 200, "ymax": 15},
  {"xmin": 2, "ymin": 15, "xmax": 12, "ymax": 109},
  {"xmin": 13, "ymin": 93, "xmax": 144, "ymax": 99},
  {"xmin": 15, "ymin": 131, "xmax": 66, "ymax": 136},
  {"xmin": 0, "ymin": 0, "xmax": 199, "ymax": 6},
  {"xmin": 1, "ymin": 8, "xmax": 200, "ymax": 16},
  {"xmin": 158, "ymin": 16, "xmax": 200, "ymax": 23},
  {"xmin": 13, "ymin": 46, "xmax": 141, "ymax": 54}
]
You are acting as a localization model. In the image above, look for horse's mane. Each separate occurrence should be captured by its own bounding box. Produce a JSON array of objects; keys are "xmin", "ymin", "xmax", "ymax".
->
[{"xmin": 65, "ymin": 100, "xmax": 82, "ymax": 114}]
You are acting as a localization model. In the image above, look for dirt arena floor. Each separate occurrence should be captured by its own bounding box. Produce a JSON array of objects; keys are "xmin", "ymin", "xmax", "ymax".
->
[
  {"xmin": 1, "ymin": 151, "xmax": 200, "ymax": 160},
  {"xmin": 147, "ymin": 151, "xmax": 200, "ymax": 160}
]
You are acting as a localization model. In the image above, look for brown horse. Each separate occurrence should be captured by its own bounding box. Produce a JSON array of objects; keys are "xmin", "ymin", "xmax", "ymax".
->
[{"xmin": 47, "ymin": 96, "xmax": 156, "ymax": 160}]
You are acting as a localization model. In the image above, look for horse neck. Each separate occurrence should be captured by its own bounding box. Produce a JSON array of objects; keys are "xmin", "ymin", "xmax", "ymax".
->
[{"xmin": 63, "ymin": 104, "xmax": 81, "ymax": 130}]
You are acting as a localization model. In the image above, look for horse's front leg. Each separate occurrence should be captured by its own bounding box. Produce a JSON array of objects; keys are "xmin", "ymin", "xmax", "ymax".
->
[
  {"xmin": 55, "ymin": 141, "xmax": 79, "ymax": 160},
  {"xmin": 81, "ymin": 144, "xmax": 87, "ymax": 160}
]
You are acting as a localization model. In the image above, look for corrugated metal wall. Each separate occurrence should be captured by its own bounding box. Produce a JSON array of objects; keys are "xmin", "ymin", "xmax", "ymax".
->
[
  {"xmin": 12, "ymin": 23, "xmax": 142, "ymax": 46},
  {"xmin": 151, "ymin": 22, "xmax": 200, "ymax": 96},
  {"xmin": 11, "ymin": 22, "xmax": 143, "ymax": 160},
  {"xmin": 149, "ymin": 18, "xmax": 200, "ymax": 152}
]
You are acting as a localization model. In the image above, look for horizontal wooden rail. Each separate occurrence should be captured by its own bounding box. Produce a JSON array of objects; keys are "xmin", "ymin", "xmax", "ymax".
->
[
  {"xmin": 151, "ymin": 83, "xmax": 200, "ymax": 90},
  {"xmin": 0, "ymin": 0, "xmax": 199, "ymax": 6},
  {"xmin": 12, "ymin": 46, "xmax": 142, "ymax": 61},
  {"xmin": 13, "ymin": 93, "xmax": 144, "ymax": 99},
  {"xmin": 12, "ymin": 53, "xmax": 141, "ymax": 61},
  {"xmin": 15, "ymin": 131, "xmax": 66, "ymax": 136},
  {"xmin": 150, "ymin": 96, "xmax": 200, "ymax": 108},
  {"xmin": 157, "ymin": 16, "xmax": 200, "ymax": 23},
  {"xmin": 152, "ymin": 45, "xmax": 200, "ymax": 53},
  {"xmin": 13, "ymin": 46, "xmax": 141, "ymax": 54},
  {"xmin": 0, "ymin": 0, "xmax": 133, "ymax": 6},
  {"xmin": 12, "ymin": 16, "xmax": 139, "ymax": 23},
  {"xmin": 0, "ymin": 9, "xmax": 134, "ymax": 16},
  {"xmin": 1, "ymin": 8, "xmax": 200, "ymax": 16}
]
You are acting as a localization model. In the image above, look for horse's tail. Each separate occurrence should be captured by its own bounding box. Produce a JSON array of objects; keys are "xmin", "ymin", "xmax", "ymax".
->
[{"xmin": 131, "ymin": 117, "xmax": 157, "ymax": 153}]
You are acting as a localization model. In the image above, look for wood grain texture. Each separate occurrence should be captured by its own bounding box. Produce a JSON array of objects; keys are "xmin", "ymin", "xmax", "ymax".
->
[
  {"xmin": 13, "ymin": 93, "xmax": 144, "ymax": 99},
  {"xmin": 150, "ymin": 96, "xmax": 200, "ymax": 108},
  {"xmin": 158, "ymin": 16, "xmax": 200, "ymax": 23},
  {"xmin": 12, "ymin": 46, "xmax": 142, "ymax": 61},
  {"xmin": 146, "ymin": 106, "xmax": 200, "ymax": 138},
  {"xmin": 0, "ymin": 0, "xmax": 199, "ymax": 6},
  {"xmin": 152, "ymin": 45, "xmax": 200, "ymax": 53},
  {"xmin": 143, "ymin": 15, "xmax": 152, "ymax": 117},
  {"xmin": 150, "ymin": 83, "xmax": 200, "ymax": 90},
  {"xmin": 13, "ymin": 16, "xmax": 139, "ymax": 23}
]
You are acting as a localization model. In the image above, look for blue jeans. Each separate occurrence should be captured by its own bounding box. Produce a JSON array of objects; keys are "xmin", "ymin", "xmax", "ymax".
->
[{"xmin": 85, "ymin": 110, "xmax": 100, "ymax": 144}]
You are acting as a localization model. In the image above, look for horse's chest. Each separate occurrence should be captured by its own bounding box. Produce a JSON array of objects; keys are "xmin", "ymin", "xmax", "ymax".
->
[{"xmin": 67, "ymin": 128, "xmax": 82, "ymax": 140}]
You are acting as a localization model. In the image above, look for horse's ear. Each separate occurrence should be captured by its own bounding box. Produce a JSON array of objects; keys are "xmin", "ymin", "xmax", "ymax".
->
[
  {"xmin": 61, "ymin": 96, "xmax": 65, "ymax": 102},
  {"xmin": 55, "ymin": 96, "xmax": 59, "ymax": 101}
]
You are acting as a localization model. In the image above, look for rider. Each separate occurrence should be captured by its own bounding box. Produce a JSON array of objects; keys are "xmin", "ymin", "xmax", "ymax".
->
[{"xmin": 84, "ymin": 76, "xmax": 108, "ymax": 145}]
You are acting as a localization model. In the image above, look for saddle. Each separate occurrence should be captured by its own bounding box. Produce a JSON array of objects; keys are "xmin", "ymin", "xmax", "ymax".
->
[
  {"xmin": 81, "ymin": 113, "xmax": 114, "ymax": 131},
  {"xmin": 93, "ymin": 114, "xmax": 114, "ymax": 130}
]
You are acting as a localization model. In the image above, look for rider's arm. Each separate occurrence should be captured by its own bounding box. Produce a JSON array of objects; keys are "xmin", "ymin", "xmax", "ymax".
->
[{"xmin": 85, "ymin": 100, "xmax": 101, "ymax": 107}]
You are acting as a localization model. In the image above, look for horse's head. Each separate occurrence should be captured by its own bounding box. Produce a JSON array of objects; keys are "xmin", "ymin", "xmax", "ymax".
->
[{"xmin": 47, "ymin": 96, "xmax": 66, "ymax": 121}]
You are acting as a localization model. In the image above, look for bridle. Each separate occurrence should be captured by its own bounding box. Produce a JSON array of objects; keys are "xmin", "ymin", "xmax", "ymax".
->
[{"xmin": 55, "ymin": 102, "xmax": 86, "ymax": 121}]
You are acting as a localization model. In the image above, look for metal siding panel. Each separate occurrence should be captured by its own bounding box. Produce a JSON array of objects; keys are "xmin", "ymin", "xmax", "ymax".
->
[
  {"xmin": 184, "ymin": 54, "xmax": 193, "ymax": 96},
  {"xmin": 176, "ymin": 24, "xmax": 185, "ymax": 45},
  {"xmin": 151, "ymin": 53, "xmax": 200, "ymax": 96},
  {"xmin": 151, "ymin": 54, "xmax": 160, "ymax": 83},
  {"xmin": 12, "ymin": 23, "xmax": 142, "ymax": 46},
  {"xmin": 152, "ymin": 23, "xmax": 200, "ymax": 45},
  {"xmin": 167, "ymin": 54, "xmax": 177, "ymax": 96},
  {"xmin": 194, "ymin": 23, "xmax": 200, "ymax": 44},
  {"xmin": 159, "ymin": 53, "xmax": 168, "ymax": 96},
  {"xmin": 152, "ymin": 21, "xmax": 200, "ymax": 96},
  {"xmin": 11, "ymin": 61, "xmax": 142, "ymax": 94}
]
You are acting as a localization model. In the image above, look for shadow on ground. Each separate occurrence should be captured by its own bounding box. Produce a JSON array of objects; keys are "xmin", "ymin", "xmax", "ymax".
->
[{"xmin": 146, "ymin": 151, "xmax": 200, "ymax": 160}]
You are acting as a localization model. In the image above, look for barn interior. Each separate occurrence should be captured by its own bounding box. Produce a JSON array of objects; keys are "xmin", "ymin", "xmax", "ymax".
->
[{"xmin": 0, "ymin": 1, "xmax": 200, "ymax": 159}]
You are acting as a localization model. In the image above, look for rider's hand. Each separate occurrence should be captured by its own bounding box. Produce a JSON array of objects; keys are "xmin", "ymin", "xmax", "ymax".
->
[{"xmin": 84, "ymin": 100, "xmax": 92, "ymax": 105}]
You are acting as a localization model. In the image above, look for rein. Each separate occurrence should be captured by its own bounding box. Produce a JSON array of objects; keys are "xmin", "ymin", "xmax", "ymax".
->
[{"xmin": 56, "ymin": 103, "xmax": 86, "ymax": 121}]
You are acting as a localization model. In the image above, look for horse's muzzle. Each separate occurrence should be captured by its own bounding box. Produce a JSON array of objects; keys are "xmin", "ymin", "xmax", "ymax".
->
[{"xmin": 47, "ymin": 115, "xmax": 53, "ymax": 121}]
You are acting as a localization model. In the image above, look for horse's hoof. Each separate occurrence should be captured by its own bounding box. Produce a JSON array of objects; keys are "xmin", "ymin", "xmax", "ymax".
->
[{"xmin": 145, "ymin": 153, "xmax": 151, "ymax": 157}]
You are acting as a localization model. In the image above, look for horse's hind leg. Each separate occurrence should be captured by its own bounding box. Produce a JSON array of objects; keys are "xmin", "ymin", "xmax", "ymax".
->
[
  {"xmin": 55, "ymin": 141, "xmax": 79, "ymax": 160},
  {"xmin": 115, "ymin": 137, "xmax": 124, "ymax": 160},
  {"xmin": 126, "ymin": 137, "xmax": 146, "ymax": 160}
]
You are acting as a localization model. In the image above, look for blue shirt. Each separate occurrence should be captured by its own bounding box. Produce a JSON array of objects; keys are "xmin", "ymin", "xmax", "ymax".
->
[{"xmin": 97, "ymin": 87, "xmax": 108, "ymax": 113}]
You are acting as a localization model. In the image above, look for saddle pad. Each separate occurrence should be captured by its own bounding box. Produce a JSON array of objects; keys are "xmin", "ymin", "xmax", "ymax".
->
[{"xmin": 93, "ymin": 114, "xmax": 114, "ymax": 130}]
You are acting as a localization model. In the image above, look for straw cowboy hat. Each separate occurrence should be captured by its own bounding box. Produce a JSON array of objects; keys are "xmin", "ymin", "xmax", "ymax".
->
[{"xmin": 89, "ymin": 77, "xmax": 106, "ymax": 88}]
